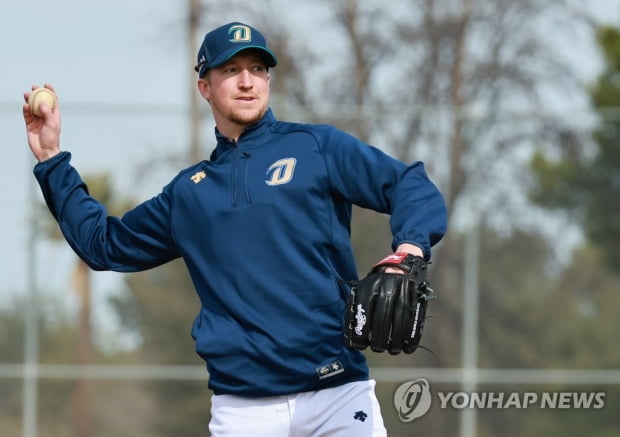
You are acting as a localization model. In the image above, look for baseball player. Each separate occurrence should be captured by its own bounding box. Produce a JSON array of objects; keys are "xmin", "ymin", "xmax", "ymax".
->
[{"xmin": 23, "ymin": 22, "xmax": 447, "ymax": 436}]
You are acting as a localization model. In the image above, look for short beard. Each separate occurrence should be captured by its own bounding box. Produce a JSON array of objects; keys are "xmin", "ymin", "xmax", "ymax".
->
[{"xmin": 228, "ymin": 105, "xmax": 266, "ymax": 129}]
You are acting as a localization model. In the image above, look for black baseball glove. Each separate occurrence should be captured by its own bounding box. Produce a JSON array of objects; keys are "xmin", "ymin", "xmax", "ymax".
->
[{"xmin": 344, "ymin": 252, "xmax": 434, "ymax": 355}]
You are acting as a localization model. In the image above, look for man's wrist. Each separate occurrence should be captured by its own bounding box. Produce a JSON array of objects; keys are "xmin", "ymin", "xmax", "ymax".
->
[
  {"xmin": 395, "ymin": 243, "xmax": 424, "ymax": 258},
  {"xmin": 37, "ymin": 149, "xmax": 61, "ymax": 162}
]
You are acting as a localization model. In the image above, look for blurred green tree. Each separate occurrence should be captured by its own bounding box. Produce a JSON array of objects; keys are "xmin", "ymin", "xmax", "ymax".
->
[
  {"xmin": 531, "ymin": 25, "xmax": 620, "ymax": 271},
  {"xmin": 36, "ymin": 172, "xmax": 136, "ymax": 437}
]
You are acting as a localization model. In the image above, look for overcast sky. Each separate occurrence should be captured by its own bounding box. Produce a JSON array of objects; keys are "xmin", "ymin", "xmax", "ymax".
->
[
  {"xmin": 2, "ymin": 1, "xmax": 200, "ymax": 341},
  {"xmin": 1, "ymin": 1, "xmax": 620, "ymax": 342}
]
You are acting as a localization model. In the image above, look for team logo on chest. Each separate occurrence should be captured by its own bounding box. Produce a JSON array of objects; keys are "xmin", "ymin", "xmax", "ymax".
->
[{"xmin": 265, "ymin": 158, "xmax": 297, "ymax": 186}]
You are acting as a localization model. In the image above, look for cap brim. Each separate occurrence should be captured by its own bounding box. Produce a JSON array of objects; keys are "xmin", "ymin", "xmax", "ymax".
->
[{"xmin": 206, "ymin": 46, "xmax": 277, "ymax": 69}]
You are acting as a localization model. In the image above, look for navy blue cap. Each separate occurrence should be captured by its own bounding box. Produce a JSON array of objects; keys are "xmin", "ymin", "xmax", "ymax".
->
[{"xmin": 195, "ymin": 22, "xmax": 278, "ymax": 77}]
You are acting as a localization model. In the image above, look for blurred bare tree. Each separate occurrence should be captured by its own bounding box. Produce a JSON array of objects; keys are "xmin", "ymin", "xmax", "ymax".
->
[{"xmin": 264, "ymin": 0, "xmax": 594, "ymax": 221}]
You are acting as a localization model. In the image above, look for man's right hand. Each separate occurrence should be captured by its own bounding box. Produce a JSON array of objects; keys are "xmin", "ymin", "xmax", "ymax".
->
[{"xmin": 23, "ymin": 84, "xmax": 62, "ymax": 162}]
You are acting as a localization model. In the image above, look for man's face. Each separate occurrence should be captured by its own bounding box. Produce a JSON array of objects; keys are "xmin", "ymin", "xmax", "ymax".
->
[{"xmin": 198, "ymin": 51, "xmax": 270, "ymax": 136}]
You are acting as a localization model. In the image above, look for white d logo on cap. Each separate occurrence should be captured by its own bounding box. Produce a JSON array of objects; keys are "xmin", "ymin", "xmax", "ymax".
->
[{"xmin": 229, "ymin": 24, "xmax": 252, "ymax": 42}]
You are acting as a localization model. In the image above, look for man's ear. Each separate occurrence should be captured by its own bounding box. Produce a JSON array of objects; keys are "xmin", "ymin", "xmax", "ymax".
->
[{"xmin": 197, "ymin": 79, "xmax": 211, "ymax": 101}]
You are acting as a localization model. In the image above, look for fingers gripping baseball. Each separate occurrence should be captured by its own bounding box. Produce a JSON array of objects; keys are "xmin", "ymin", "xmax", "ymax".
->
[{"xmin": 23, "ymin": 84, "xmax": 62, "ymax": 162}]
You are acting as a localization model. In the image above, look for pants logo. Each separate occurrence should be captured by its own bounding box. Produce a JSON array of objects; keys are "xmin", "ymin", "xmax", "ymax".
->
[{"xmin": 353, "ymin": 410, "xmax": 368, "ymax": 422}]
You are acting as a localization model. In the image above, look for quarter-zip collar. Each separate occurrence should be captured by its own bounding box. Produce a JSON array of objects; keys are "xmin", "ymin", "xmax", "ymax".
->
[{"xmin": 211, "ymin": 108, "xmax": 276, "ymax": 161}]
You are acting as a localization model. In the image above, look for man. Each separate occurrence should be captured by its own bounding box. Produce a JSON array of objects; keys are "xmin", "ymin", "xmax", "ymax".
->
[{"xmin": 23, "ymin": 22, "xmax": 447, "ymax": 436}]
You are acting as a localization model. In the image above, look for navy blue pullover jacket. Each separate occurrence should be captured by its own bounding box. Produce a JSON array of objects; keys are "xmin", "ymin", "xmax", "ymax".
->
[{"xmin": 34, "ymin": 109, "xmax": 447, "ymax": 397}]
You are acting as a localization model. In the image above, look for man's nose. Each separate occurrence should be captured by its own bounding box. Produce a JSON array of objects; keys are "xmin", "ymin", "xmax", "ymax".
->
[{"xmin": 238, "ymin": 69, "xmax": 253, "ymax": 88}]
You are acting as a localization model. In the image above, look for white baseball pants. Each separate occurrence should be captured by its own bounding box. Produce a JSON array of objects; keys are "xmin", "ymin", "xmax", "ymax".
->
[{"xmin": 208, "ymin": 379, "xmax": 387, "ymax": 436}]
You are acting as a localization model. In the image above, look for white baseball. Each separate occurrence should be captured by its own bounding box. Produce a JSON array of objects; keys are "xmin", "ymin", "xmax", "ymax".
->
[{"xmin": 28, "ymin": 88, "xmax": 57, "ymax": 117}]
